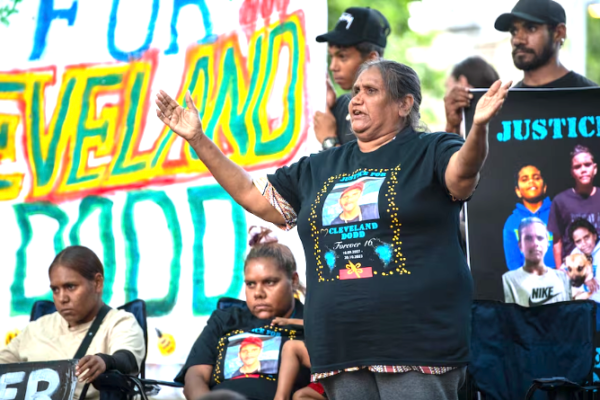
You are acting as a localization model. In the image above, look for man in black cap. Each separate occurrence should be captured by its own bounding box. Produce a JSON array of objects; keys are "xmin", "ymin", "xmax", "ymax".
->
[
  {"xmin": 495, "ymin": 0, "xmax": 597, "ymax": 88},
  {"xmin": 314, "ymin": 7, "xmax": 391, "ymax": 150}
]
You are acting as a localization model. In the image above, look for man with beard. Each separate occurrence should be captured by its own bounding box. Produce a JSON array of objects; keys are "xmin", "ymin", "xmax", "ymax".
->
[
  {"xmin": 503, "ymin": 165, "xmax": 554, "ymax": 270},
  {"xmin": 549, "ymin": 145, "xmax": 600, "ymax": 268},
  {"xmin": 495, "ymin": 0, "xmax": 597, "ymax": 88}
]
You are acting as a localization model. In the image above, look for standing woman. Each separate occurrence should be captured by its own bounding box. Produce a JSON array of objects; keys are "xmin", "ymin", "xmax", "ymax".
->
[{"xmin": 156, "ymin": 60, "xmax": 510, "ymax": 400}]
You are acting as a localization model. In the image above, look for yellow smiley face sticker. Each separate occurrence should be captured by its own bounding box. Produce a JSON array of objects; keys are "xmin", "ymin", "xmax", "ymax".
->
[
  {"xmin": 156, "ymin": 328, "xmax": 176, "ymax": 356},
  {"xmin": 5, "ymin": 329, "xmax": 20, "ymax": 346}
]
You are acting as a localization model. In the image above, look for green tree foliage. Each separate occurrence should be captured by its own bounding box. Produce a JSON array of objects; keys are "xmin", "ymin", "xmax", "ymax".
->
[
  {"xmin": 587, "ymin": 13, "xmax": 600, "ymax": 84},
  {"xmin": 327, "ymin": 0, "xmax": 446, "ymax": 126}
]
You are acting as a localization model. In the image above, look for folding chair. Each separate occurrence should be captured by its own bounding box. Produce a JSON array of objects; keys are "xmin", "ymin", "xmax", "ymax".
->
[{"xmin": 467, "ymin": 300, "xmax": 598, "ymax": 400}]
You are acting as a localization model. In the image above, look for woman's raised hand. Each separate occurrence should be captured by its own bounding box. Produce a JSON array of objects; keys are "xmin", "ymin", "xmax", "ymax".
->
[
  {"xmin": 472, "ymin": 80, "xmax": 512, "ymax": 127},
  {"xmin": 155, "ymin": 90, "xmax": 203, "ymax": 141}
]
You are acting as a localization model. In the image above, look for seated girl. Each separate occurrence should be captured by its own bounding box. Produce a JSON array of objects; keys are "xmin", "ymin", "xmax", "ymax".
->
[
  {"xmin": 0, "ymin": 245, "xmax": 146, "ymax": 400},
  {"xmin": 175, "ymin": 227, "xmax": 310, "ymax": 400}
]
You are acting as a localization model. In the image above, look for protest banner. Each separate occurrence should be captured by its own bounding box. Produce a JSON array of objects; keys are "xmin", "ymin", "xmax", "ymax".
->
[
  {"xmin": 0, "ymin": 360, "xmax": 77, "ymax": 400},
  {"xmin": 0, "ymin": 0, "xmax": 327, "ymax": 386},
  {"xmin": 465, "ymin": 87, "xmax": 600, "ymax": 379}
]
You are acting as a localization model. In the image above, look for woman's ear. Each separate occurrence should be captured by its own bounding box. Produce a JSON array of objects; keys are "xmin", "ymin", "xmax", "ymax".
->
[
  {"xmin": 94, "ymin": 273, "xmax": 104, "ymax": 294},
  {"xmin": 398, "ymin": 95, "xmax": 415, "ymax": 118},
  {"xmin": 291, "ymin": 272, "xmax": 299, "ymax": 290}
]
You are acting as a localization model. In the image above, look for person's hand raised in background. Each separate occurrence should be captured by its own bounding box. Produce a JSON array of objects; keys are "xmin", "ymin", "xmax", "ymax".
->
[
  {"xmin": 313, "ymin": 76, "xmax": 338, "ymax": 144},
  {"xmin": 444, "ymin": 75, "xmax": 472, "ymax": 134}
]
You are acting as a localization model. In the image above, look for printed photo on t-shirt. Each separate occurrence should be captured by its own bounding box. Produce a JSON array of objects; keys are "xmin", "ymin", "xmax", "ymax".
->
[
  {"xmin": 322, "ymin": 177, "xmax": 385, "ymax": 227},
  {"xmin": 223, "ymin": 333, "xmax": 281, "ymax": 380}
]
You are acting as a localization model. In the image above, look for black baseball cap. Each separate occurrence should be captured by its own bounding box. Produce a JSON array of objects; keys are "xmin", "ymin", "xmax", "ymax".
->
[
  {"xmin": 316, "ymin": 7, "xmax": 391, "ymax": 48},
  {"xmin": 495, "ymin": 0, "xmax": 566, "ymax": 32}
]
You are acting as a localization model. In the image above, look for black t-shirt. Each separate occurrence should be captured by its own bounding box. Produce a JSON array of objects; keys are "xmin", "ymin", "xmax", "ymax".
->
[
  {"xmin": 332, "ymin": 93, "xmax": 355, "ymax": 144},
  {"xmin": 175, "ymin": 299, "xmax": 308, "ymax": 400},
  {"xmin": 514, "ymin": 71, "xmax": 598, "ymax": 88},
  {"xmin": 268, "ymin": 128, "xmax": 473, "ymax": 373}
]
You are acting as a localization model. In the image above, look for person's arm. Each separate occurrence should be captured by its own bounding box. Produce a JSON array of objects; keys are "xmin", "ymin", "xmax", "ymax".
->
[
  {"xmin": 183, "ymin": 364, "xmax": 213, "ymax": 400},
  {"xmin": 314, "ymin": 110, "xmax": 338, "ymax": 146},
  {"xmin": 103, "ymin": 311, "xmax": 146, "ymax": 373},
  {"xmin": 175, "ymin": 311, "xmax": 223, "ymax": 396},
  {"xmin": 313, "ymin": 78, "xmax": 339, "ymax": 145},
  {"xmin": 76, "ymin": 310, "xmax": 145, "ymax": 383},
  {"xmin": 274, "ymin": 341, "xmax": 309, "ymax": 400},
  {"xmin": 553, "ymin": 239, "xmax": 563, "ymax": 269},
  {"xmin": 445, "ymin": 80, "xmax": 511, "ymax": 200},
  {"xmin": 155, "ymin": 91, "xmax": 285, "ymax": 226},
  {"xmin": 96, "ymin": 351, "xmax": 138, "ymax": 374},
  {"xmin": 75, "ymin": 352, "xmax": 136, "ymax": 383}
]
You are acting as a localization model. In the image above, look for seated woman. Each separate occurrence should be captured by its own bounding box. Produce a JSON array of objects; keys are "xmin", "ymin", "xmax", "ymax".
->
[
  {"xmin": 0, "ymin": 245, "xmax": 146, "ymax": 400},
  {"xmin": 175, "ymin": 227, "xmax": 309, "ymax": 400}
]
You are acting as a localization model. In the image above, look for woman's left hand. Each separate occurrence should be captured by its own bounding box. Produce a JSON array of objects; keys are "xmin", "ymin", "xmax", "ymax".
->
[
  {"xmin": 76, "ymin": 355, "xmax": 107, "ymax": 383},
  {"xmin": 472, "ymin": 80, "xmax": 512, "ymax": 127}
]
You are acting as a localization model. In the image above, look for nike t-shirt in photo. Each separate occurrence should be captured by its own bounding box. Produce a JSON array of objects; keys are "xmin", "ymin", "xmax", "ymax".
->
[{"xmin": 502, "ymin": 267, "xmax": 571, "ymax": 307}]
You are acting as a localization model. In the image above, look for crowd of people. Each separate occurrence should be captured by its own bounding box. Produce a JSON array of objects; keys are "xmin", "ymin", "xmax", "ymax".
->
[{"xmin": 1, "ymin": 0, "xmax": 599, "ymax": 399}]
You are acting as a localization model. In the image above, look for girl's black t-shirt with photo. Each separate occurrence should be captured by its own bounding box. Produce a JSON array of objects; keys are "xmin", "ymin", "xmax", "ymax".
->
[
  {"xmin": 175, "ymin": 300, "xmax": 307, "ymax": 400},
  {"xmin": 268, "ymin": 128, "xmax": 473, "ymax": 373}
]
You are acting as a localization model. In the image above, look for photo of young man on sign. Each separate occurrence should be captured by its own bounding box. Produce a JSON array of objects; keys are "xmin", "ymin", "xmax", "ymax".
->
[{"xmin": 503, "ymin": 164, "xmax": 555, "ymax": 270}]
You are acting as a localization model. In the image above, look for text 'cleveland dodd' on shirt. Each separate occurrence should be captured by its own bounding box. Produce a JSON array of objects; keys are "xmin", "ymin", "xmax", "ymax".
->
[
  {"xmin": 174, "ymin": 300, "xmax": 307, "ymax": 400},
  {"xmin": 268, "ymin": 128, "xmax": 473, "ymax": 373}
]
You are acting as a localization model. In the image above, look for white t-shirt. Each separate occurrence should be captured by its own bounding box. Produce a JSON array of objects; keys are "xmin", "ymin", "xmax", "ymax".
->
[
  {"xmin": 503, "ymin": 267, "xmax": 571, "ymax": 307},
  {"xmin": 0, "ymin": 309, "xmax": 145, "ymax": 400}
]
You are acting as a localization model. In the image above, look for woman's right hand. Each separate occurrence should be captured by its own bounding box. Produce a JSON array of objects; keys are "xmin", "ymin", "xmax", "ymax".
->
[
  {"xmin": 155, "ymin": 90, "xmax": 204, "ymax": 142},
  {"xmin": 472, "ymin": 79, "xmax": 512, "ymax": 127}
]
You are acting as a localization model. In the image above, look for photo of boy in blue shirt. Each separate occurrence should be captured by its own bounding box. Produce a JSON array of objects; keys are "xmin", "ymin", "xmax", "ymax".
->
[{"xmin": 503, "ymin": 165, "xmax": 555, "ymax": 270}]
